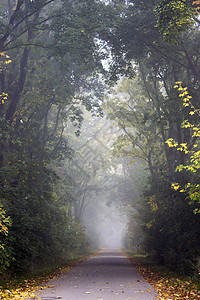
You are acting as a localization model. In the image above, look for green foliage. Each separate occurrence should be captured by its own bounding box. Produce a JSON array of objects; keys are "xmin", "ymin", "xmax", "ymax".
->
[
  {"xmin": 136, "ymin": 179, "xmax": 200, "ymax": 275},
  {"xmin": 0, "ymin": 0, "xmax": 112, "ymax": 274},
  {"xmin": 0, "ymin": 203, "xmax": 12, "ymax": 273},
  {"xmin": 166, "ymin": 82, "xmax": 200, "ymax": 211},
  {"xmin": 0, "ymin": 205, "xmax": 10, "ymax": 236},
  {"xmin": 104, "ymin": 6, "xmax": 200, "ymax": 271},
  {"xmin": 0, "ymin": 0, "xmax": 200, "ymax": 278},
  {"xmin": 155, "ymin": 0, "xmax": 196, "ymax": 42}
]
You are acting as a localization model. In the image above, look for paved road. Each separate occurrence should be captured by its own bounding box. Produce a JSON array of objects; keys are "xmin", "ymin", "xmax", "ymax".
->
[{"xmin": 32, "ymin": 249, "xmax": 158, "ymax": 300}]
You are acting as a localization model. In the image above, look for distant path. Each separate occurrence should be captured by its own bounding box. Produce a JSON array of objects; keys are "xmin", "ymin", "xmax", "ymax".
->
[{"xmin": 32, "ymin": 249, "xmax": 158, "ymax": 300}]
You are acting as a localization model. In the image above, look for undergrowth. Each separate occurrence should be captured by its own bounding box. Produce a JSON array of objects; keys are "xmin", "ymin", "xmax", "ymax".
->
[{"xmin": 123, "ymin": 250, "xmax": 200, "ymax": 300}]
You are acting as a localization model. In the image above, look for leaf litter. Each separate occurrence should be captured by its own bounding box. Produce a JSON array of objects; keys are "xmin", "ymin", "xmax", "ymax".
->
[
  {"xmin": 123, "ymin": 252, "xmax": 200, "ymax": 300},
  {"xmin": 0, "ymin": 252, "xmax": 99, "ymax": 300}
]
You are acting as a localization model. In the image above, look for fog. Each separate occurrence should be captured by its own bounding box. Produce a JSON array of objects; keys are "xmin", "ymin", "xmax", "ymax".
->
[{"xmin": 82, "ymin": 194, "xmax": 128, "ymax": 249}]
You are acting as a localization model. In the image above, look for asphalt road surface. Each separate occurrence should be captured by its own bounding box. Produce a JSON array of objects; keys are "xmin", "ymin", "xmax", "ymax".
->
[{"xmin": 32, "ymin": 249, "xmax": 158, "ymax": 300}]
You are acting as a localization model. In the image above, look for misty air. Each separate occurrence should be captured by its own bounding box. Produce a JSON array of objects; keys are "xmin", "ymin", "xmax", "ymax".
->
[{"xmin": 0, "ymin": 0, "xmax": 200, "ymax": 299}]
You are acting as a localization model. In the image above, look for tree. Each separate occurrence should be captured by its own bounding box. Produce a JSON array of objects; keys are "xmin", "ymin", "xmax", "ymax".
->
[
  {"xmin": 104, "ymin": 0, "xmax": 200, "ymax": 84},
  {"xmin": 0, "ymin": 51, "xmax": 13, "ymax": 272},
  {"xmin": 155, "ymin": 0, "xmax": 200, "ymax": 43},
  {"xmin": 105, "ymin": 74, "xmax": 200, "ymax": 272},
  {"xmin": 0, "ymin": 0, "xmax": 115, "ymax": 273},
  {"xmin": 166, "ymin": 82, "xmax": 200, "ymax": 212},
  {"xmin": 105, "ymin": 76, "xmax": 163, "ymax": 178},
  {"xmin": 0, "ymin": 205, "xmax": 12, "ymax": 273}
]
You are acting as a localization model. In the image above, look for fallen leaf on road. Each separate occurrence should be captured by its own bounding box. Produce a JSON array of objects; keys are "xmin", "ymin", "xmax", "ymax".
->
[{"xmin": 123, "ymin": 251, "xmax": 200, "ymax": 300}]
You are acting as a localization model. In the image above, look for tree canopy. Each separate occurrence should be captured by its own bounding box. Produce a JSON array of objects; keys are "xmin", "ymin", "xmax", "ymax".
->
[{"xmin": 0, "ymin": 0, "xmax": 200, "ymax": 278}]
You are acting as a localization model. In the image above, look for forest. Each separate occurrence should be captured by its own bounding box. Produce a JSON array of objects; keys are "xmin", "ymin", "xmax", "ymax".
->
[{"xmin": 0, "ymin": 0, "xmax": 200, "ymax": 286}]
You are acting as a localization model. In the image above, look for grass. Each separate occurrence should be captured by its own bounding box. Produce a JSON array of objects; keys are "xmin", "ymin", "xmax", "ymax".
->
[
  {"xmin": 1, "ymin": 249, "xmax": 199, "ymax": 300},
  {"xmin": 123, "ymin": 250, "xmax": 200, "ymax": 300},
  {"xmin": 0, "ymin": 250, "xmax": 100, "ymax": 300}
]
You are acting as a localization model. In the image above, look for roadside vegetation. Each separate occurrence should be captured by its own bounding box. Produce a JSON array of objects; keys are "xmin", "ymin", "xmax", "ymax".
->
[
  {"xmin": 124, "ymin": 250, "xmax": 200, "ymax": 300},
  {"xmin": 0, "ymin": 0, "xmax": 200, "ymax": 292},
  {"xmin": 0, "ymin": 250, "xmax": 99, "ymax": 300}
]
